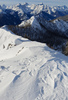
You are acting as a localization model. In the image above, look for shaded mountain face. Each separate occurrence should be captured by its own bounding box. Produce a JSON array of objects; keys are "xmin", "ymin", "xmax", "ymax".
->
[
  {"xmin": 10, "ymin": 16, "xmax": 68, "ymax": 38},
  {"xmin": 57, "ymin": 15, "xmax": 68, "ymax": 21},
  {"xmin": 35, "ymin": 11, "xmax": 55, "ymax": 20},
  {"xmin": 0, "ymin": 3, "xmax": 68, "ymax": 26},
  {"xmin": 8, "ymin": 16, "xmax": 68, "ymax": 53},
  {"xmin": 0, "ymin": 9, "xmax": 21, "ymax": 27}
]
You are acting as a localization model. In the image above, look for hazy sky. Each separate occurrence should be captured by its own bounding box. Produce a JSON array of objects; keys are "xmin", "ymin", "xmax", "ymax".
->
[{"xmin": 0, "ymin": 0, "xmax": 68, "ymax": 6}]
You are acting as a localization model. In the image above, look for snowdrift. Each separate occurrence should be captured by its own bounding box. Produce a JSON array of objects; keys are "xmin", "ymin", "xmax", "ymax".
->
[{"xmin": 0, "ymin": 27, "xmax": 68, "ymax": 100}]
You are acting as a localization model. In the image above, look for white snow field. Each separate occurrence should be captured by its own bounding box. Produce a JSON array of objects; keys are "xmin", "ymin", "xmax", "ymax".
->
[{"xmin": 0, "ymin": 26, "xmax": 68, "ymax": 100}]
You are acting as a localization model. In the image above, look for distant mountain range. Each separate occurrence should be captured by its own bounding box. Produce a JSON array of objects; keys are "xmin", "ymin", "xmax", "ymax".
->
[
  {"xmin": 0, "ymin": 3, "xmax": 68, "ymax": 26},
  {"xmin": 57, "ymin": 15, "xmax": 68, "ymax": 21}
]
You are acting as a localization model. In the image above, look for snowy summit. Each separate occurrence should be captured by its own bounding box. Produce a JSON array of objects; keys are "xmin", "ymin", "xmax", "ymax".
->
[{"xmin": 19, "ymin": 16, "xmax": 42, "ymax": 30}]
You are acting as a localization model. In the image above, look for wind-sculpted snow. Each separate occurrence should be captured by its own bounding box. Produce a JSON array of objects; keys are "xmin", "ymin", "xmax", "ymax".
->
[
  {"xmin": 0, "ymin": 26, "xmax": 29, "ymax": 60},
  {"xmin": 0, "ymin": 28, "xmax": 68, "ymax": 100}
]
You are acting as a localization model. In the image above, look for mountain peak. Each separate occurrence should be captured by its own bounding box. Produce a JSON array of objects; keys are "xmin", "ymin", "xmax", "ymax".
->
[{"xmin": 19, "ymin": 16, "xmax": 41, "ymax": 30}]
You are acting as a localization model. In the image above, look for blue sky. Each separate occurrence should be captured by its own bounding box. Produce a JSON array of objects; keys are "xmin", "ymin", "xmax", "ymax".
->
[{"xmin": 0, "ymin": 0, "xmax": 68, "ymax": 6}]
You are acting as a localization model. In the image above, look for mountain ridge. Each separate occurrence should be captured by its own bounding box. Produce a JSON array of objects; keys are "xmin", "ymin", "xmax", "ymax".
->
[{"xmin": 0, "ymin": 3, "xmax": 68, "ymax": 26}]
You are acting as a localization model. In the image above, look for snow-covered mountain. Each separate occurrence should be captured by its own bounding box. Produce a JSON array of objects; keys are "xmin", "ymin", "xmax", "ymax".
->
[
  {"xmin": 0, "ymin": 3, "xmax": 68, "ymax": 100},
  {"xmin": 0, "ymin": 3, "xmax": 68, "ymax": 26},
  {"xmin": 9, "ymin": 3, "xmax": 68, "ymax": 15},
  {"xmin": 7, "ymin": 15, "xmax": 68, "ymax": 55},
  {"xmin": 10, "ymin": 15, "xmax": 68, "ymax": 43},
  {"xmin": 19, "ymin": 16, "xmax": 42, "ymax": 30},
  {"xmin": 52, "ymin": 5, "xmax": 68, "ymax": 11},
  {"xmin": 8, "ymin": 3, "xmax": 68, "ymax": 17},
  {"xmin": 53, "ymin": 19, "xmax": 68, "ymax": 33},
  {"xmin": 0, "ymin": 26, "xmax": 68, "ymax": 100},
  {"xmin": 19, "ymin": 15, "xmax": 68, "ymax": 34}
]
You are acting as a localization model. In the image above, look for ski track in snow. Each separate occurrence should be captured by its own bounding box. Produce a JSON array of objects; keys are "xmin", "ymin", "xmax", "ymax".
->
[{"xmin": 0, "ymin": 27, "xmax": 68, "ymax": 100}]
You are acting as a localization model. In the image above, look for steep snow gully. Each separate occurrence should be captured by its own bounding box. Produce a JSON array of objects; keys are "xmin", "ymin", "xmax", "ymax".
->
[{"xmin": 0, "ymin": 27, "xmax": 68, "ymax": 100}]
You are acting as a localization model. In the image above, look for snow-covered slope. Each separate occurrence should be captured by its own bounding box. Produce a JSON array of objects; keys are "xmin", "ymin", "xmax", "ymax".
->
[
  {"xmin": 53, "ymin": 19, "xmax": 68, "ymax": 32},
  {"xmin": 18, "ymin": 16, "xmax": 68, "ymax": 38},
  {"xmin": 9, "ymin": 3, "xmax": 30, "ymax": 17},
  {"xmin": 19, "ymin": 16, "xmax": 41, "ymax": 30},
  {"xmin": 30, "ymin": 3, "xmax": 51, "ymax": 15},
  {"xmin": 0, "ymin": 27, "xmax": 68, "ymax": 100},
  {"xmin": 0, "ymin": 26, "xmax": 27, "ymax": 60},
  {"xmin": 36, "ymin": 17, "xmax": 68, "ymax": 37},
  {"xmin": 52, "ymin": 5, "xmax": 68, "ymax": 11}
]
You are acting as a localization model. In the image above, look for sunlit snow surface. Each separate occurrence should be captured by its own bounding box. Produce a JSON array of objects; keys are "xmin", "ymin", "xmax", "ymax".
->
[
  {"xmin": 19, "ymin": 16, "xmax": 42, "ymax": 30},
  {"xmin": 0, "ymin": 26, "xmax": 68, "ymax": 100}
]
